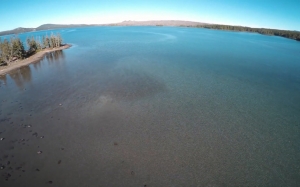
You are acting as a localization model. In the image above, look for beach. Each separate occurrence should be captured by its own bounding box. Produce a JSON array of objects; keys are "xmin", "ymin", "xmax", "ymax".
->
[{"xmin": 0, "ymin": 44, "xmax": 71, "ymax": 76}]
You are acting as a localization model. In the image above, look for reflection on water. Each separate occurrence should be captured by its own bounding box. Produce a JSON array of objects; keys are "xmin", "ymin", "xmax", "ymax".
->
[
  {"xmin": 33, "ymin": 50, "xmax": 65, "ymax": 71},
  {"xmin": 32, "ymin": 59, "xmax": 42, "ymax": 71},
  {"xmin": 8, "ymin": 66, "xmax": 32, "ymax": 89},
  {"xmin": 0, "ymin": 74, "xmax": 7, "ymax": 85},
  {"xmin": 45, "ymin": 50, "xmax": 65, "ymax": 63},
  {"xmin": 0, "ymin": 50, "xmax": 65, "ymax": 89}
]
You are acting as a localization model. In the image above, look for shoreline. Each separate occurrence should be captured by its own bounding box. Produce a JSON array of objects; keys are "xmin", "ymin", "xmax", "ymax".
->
[{"xmin": 0, "ymin": 44, "xmax": 71, "ymax": 76}]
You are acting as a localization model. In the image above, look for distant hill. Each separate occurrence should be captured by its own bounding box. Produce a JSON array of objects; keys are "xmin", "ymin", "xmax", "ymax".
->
[
  {"xmin": 0, "ymin": 20, "xmax": 299, "ymax": 41},
  {"xmin": 0, "ymin": 24, "xmax": 95, "ymax": 36},
  {"xmin": 0, "ymin": 27, "xmax": 36, "ymax": 36},
  {"xmin": 36, "ymin": 24, "xmax": 92, "ymax": 31},
  {"xmin": 110, "ymin": 20, "xmax": 208, "ymax": 26},
  {"xmin": 0, "ymin": 21, "xmax": 208, "ymax": 36}
]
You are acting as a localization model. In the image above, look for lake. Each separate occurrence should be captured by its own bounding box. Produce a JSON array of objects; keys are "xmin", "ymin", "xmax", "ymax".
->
[{"xmin": 0, "ymin": 26, "xmax": 300, "ymax": 186}]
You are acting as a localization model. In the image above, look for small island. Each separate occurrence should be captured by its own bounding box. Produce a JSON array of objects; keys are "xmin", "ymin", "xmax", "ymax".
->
[{"xmin": 0, "ymin": 33, "xmax": 70, "ymax": 76}]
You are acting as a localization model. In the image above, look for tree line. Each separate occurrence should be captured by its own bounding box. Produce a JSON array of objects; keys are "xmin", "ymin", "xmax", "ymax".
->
[
  {"xmin": 195, "ymin": 24, "xmax": 300, "ymax": 41},
  {"xmin": 0, "ymin": 33, "xmax": 63, "ymax": 66}
]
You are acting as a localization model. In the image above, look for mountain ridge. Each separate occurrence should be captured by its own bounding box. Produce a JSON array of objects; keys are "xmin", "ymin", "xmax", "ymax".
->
[
  {"xmin": 0, "ymin": 20, "xmax": 299, "ymax": 41},
  {"xmin": 1, "ymin": 20, "xmax": 208, "ymax": 36}
]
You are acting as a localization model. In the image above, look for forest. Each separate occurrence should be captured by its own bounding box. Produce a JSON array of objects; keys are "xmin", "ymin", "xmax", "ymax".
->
[
  {"xmin": 196, "ymin": 24, "xmax": 300, "ymax": 41},
  {"xmin": 0, "ymin": 33, "xmax": 62, "ymax": 66}
]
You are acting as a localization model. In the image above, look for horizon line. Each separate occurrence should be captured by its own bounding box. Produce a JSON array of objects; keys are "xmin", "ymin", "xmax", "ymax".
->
[{"xmin": 1, "ymin": 20, "xmax": 300, "ymax": 33}]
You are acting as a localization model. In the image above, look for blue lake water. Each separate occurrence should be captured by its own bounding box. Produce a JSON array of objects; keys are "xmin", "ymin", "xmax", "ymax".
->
[{"xmin": 0, "ymin": 26, "xmax": 300, "ymax": 186}]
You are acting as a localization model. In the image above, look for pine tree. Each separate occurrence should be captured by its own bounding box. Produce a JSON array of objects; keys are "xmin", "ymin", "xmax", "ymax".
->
[
  {"xmin": 50, "ymin": 33, "xmax": 55, "ymax": 48},
  {"xmin": 0, "ymin": 39, "xmax": 3, "ymax": 64},
  {"xmin": 27, "ymin": 37, "xmax": 39, "ymax": 55},
  {"xmin": 36, "ymin": 36, "xmax": 42, "ymax": 51},
  {"xmin": 11, "ymin": 37, "xmax": 26, "ymax": 59},
  {"xmin": 43, "ymin": 35, "xmax": 50, "ymax": 48},
  {"xmin": 57, "ymin": 33, "xmax": 62, "ymax": 47},
  {"xmin": 0, "ymin": 39, "xmax": 13, "ymax": 65}
]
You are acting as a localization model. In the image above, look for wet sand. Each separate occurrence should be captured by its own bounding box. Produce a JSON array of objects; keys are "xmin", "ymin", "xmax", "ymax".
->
[{"xmin": 0, "ymin": 44, "xmax": 71, "ymax": 76}]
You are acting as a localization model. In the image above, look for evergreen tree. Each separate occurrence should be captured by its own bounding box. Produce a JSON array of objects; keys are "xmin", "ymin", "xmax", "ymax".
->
[
  {"xmin": 50, "ymin": 33, "xmax": 55, "ymax": 48},
  {"xmin": 0, "ymin": 39, "xmax": 13, "ymax": 65},
  {"xmin": 43, "ymin": 35, "xmax": 48, "ymax": 48},
  {"xmin": 26, "ymin": 37, "xmax": 40, "ymax": 54},
  {"xmin": 0, "ymin": 40, "xmax": 3, "ymax": 64},
  {"xmin": 11, "ymin": 37, "xmax": 26, "ymax": 59},
  {"xmin": 43, "ymin": 35, "xmax": 51, "ymax": 48},
  {"xmin": 36, "ymin": 36, "xmax": 42, "ymax": 50},
  {"xmin": 42, "ymin": 36, "xmax": 46, "ymax": 48},
  {"xmin": 57, "ymin": 33, "xmax": 62, "ymax": 46}
]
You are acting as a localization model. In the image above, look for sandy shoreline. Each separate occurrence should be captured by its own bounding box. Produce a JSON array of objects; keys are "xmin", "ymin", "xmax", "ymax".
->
[{"xmin": 0, "ymin": 44, "xmax": 71, "ymax": 76}]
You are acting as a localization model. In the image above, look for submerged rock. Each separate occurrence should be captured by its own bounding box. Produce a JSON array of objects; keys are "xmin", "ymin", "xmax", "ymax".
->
[{"xmin": 32, "ymin": 132, "xmax": 38, "ymax": 137}]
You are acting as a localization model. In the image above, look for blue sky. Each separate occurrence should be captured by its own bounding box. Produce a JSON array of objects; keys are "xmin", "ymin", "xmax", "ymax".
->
[{"xmin": 1, "ymin": 0, "xmax": 299, "ymax": 31}]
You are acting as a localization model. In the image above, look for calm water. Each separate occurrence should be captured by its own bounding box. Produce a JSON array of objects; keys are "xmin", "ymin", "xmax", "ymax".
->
[{"xmin": 0, "ymin": 27, "xmax": 300, "ymax": 186}]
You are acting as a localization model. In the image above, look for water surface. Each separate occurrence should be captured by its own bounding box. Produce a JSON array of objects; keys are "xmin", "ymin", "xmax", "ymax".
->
[{"xmin": 0, "ymin": 26, "xmax": 300, "ymax": 186}]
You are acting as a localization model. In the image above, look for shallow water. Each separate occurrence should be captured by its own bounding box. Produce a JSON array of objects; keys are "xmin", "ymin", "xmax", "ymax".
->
[{"xmin": 0, "ymin": 26, "xmax": 300, "ymax": 186}]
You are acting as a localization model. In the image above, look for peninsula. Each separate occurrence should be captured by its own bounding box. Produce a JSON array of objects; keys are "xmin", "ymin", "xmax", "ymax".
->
[
  {"xmin": 0, "ymin": 33, "xmax": 70, "ymax": 76},
  {"xmin": 0, "ymin": 44, "xmax": 70, "ymax": 76}
]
